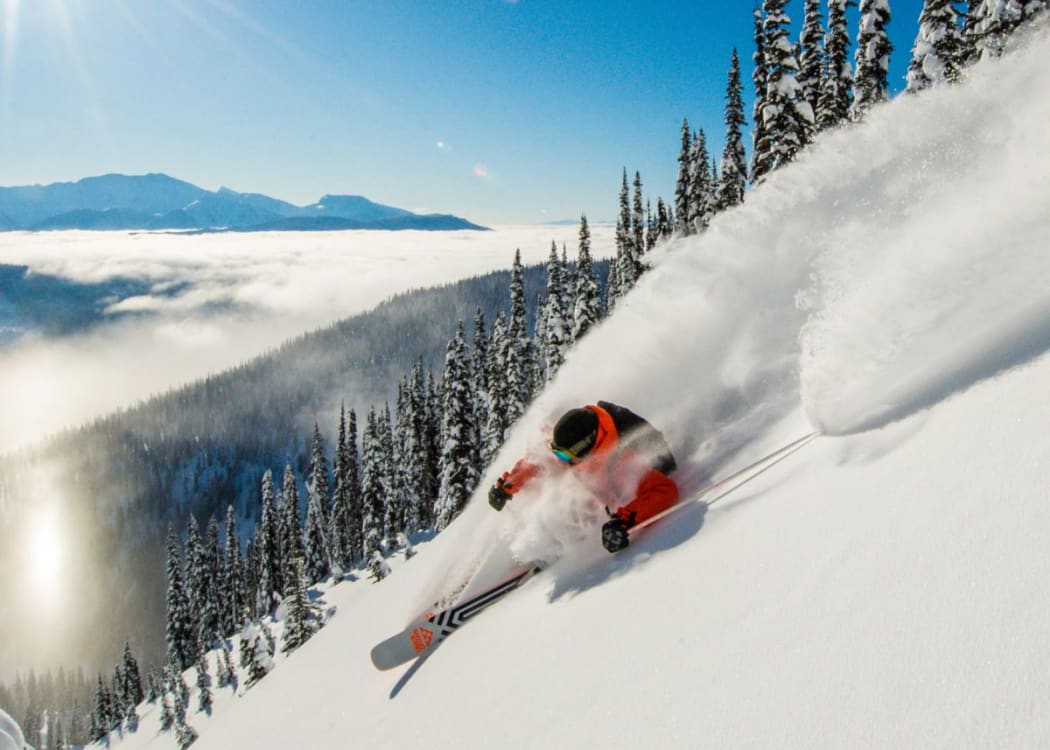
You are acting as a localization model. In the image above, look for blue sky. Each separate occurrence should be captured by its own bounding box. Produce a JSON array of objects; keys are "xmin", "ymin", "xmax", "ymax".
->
[{"xmin": 0, "ymin": 0, "xmax": 927, "ymax": 225}]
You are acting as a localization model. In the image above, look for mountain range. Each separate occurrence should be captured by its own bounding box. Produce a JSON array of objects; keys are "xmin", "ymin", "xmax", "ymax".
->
[{"xmin": 0, "ymin": 173, "xmax": 487, "ymax": 232}]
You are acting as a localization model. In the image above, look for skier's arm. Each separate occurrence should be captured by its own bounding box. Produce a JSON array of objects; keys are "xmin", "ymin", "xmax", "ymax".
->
[
  {"xmin": 613, "ymin": 468, "xmax": 679, "ymax": 526},
  {"xmin": 488, "ymin": 458, "xmax": 543, "ymax": 510}
]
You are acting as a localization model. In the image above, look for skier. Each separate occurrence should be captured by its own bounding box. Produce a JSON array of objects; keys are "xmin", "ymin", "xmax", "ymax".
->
[{"xmin": 487, "ymin": 401, "xmax": 679, "ymax": 553}]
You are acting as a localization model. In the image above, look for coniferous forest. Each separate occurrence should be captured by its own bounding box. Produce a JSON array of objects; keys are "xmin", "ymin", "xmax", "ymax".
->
[{"xmin": 1, "ymin": 2, "xmax": 1045, "ymax": 746}]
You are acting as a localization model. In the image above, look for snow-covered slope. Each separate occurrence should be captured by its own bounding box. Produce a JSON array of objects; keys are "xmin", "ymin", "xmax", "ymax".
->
[{"xmin": 103, "ymin": 23, "xmax": 1050, "ymax": 750}]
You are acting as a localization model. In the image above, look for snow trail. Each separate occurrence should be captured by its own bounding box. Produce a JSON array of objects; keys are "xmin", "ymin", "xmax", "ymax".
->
[{"xmin": 411, "ymin": 24, "xmax": 1050, "ymax": 606}]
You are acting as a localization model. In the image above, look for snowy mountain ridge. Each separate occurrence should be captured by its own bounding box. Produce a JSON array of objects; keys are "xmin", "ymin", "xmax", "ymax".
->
[{"xmin": 97, "ymin": 22, "xmax": 1050, "ymax": 750}]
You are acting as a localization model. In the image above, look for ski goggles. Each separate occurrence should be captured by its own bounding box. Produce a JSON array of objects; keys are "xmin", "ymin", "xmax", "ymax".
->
[{"xmin": 550, "ymin": 444, "xmax": 578, "ymax": 463}]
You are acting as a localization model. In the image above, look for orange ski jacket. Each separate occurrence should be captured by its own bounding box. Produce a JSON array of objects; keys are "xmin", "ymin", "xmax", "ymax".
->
[{"xmin": 497, "ymin": 402, "xmax": 679, "ymax": 525}]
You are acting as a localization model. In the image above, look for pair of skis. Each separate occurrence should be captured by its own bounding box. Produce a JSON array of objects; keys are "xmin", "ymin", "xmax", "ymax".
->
[{"xmin": 370, "ymin": 430, "xmax": 820, "ymax": 671}]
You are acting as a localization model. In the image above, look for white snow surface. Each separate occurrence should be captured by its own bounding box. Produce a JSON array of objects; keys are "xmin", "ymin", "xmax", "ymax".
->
[{"xmin": 100, "ymin": 27, "xmax": 1050, "ymax": 750}]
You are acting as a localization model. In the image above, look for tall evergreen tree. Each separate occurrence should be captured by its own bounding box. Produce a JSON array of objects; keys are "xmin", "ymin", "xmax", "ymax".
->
[
  {"xmin": 344, "ymin": 408, "xmax": 364, "ymax": 561},
  {"xmin": 631, "ymin": 170, "xmax": 645, "ymax": 260},
  {"xmin": 506, "ymin": 249, "xmax": 533, "ymax": 421},
  {"xmin": 751, "ymin": 6, "xmax": 771, "ymax": 184},
  {"xmin": 379, "ymin": 403, "xmax": 401, "ymax": 541},
  {"xmin": 165, "ymin": 527, "xmax": 195, "ymax": 671},
  {"xmin": 120, "ymin": 642, "xmax": 143, "ymax": 713},
  {"xmin": 328, "ymin": 404, "xmax": 351, "ymax": 572},
  {"xmin": 195, "ymin": 650, "xmax": 212, "ymax": 715},
  {"xmin": 255, "ymin": 470, "xmax": 281, "ymax": 614},
  {"xmin": 471, "ymin": 308, "xmax": 490, "ymax": 448},
  {"xmin": 435, "ymin": 322, "xmax": 479, "ymax": 530},
  {"xmin": 482, "ymin": 311, "xmax": 511, "ymax": 466},
  {"xmin": 360, "ymin": 408, "xmax": 386, "ymax": 562},
  {"xmin": 571, "ymin": 214, "xmax": 604, "ymax": 342},
  {"xmin": 688, "ymin": 129, "xmax": 714, "ymax": 230},
  {"xmin": 798, "ymin": 0, "xmax": 825, "ymax": 115},
  {"xmin": 401, "ymin": 364, "xmax": 431, "ymax": 529},
  {"xmin": 674, "ymin": 119, "xmax": 692, "ymax": 233},
  {"xmin": 907, "ymin": 0, "xmax": 965, "ymax": 91},
  {"xmin": 183, "ymin": 515, "xmax": 204, "ymax": 651},
  {"xmin": 542, "ymin": 241, "xmax": 569, "ymax": 382},
  {"xmin": 279, "ymin": 463, "xmax": 303, "ymax": 591},
  {"xmin": 718, "ymin": 48, "xmax": 749, "ymax": 210},
  {"xmin": 304, "ymin": 423, "xmax": 330, "ymax": 583},
  {"xmin": 281, "ymin": 553, "xmax": 320, "ymax": 654},
  {"xmin": 851, "ymin": 0, "xmax": 893, "ymax": 120},
  {"xmin": 198, "ymin": 517, "xmax": 222, "ymax": 648},
  {"xmin": 92, "ymin": 674, "xmax": 110, "ymax": 741},
  {"xmin": 817, "ymin": 0, "xmax": 856, "ymax": 130},
  {"xmin": 754, "ymin": 0, "xmax": 815, "ymax": 180},
  {"xmin": 222, "ymin": 504, "xmax": 243, "ymax": 636}
]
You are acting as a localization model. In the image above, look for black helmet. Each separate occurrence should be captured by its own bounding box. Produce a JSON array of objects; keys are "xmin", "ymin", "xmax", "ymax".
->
[{"xmin": 550, "ymin": 408, "xmax": 599, "ymax": 461}]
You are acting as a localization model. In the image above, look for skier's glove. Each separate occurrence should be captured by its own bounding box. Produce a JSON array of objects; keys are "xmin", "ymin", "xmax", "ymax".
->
[
  {"xmin": 601, "ymin": 510, "xmax": 636, "ymax": 553},
  {"xmin": 488, "ymin": 479, "xmax": 512, "ymax": 511}
]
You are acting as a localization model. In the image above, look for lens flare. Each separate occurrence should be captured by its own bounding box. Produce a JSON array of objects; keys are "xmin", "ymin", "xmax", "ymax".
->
[{"xmin": 472, "ymin": 163, "xmax": 488, "ymax": 178}]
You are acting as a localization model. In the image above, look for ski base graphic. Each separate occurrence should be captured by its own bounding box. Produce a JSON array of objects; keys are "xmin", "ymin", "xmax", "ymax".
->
[{"xmin": 370, "ymin": 565, "xmax": 542, "ymax": 670}]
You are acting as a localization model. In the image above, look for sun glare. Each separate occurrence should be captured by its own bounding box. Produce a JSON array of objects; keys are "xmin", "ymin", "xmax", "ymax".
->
[{"xmin": 29, "ymin": 507, "xmax": 63, "ymax": 591}]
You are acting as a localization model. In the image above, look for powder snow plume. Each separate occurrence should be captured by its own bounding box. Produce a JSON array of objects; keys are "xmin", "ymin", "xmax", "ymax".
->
[{"xmin": 410, "ymin": 24, "xmax": 1050, "ymax": 601}]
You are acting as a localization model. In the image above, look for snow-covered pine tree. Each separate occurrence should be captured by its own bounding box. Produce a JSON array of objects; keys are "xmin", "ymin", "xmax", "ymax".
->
[
  {"xmin": 110, "ymin": 665, "xmax": 125, "ymax": 729},
  {"xmin": 688, "ymin": 129, "xmax": 714, "ymax": 231},
  {"xmin": 183, "ymin": 516, "xmax": 204, "ymax": 653},
  {"xmin": 971, "ymin": 0, "xmax": 1043, "ymax": 59},
  {"xmin": 158, "ymin": 685, "xmax": 174, "ymax": 733},
  {"xmin": 222, "ymin": 504, "xmax": 243, "ymax": 635},
  {"xmin": 194, "ymin": 650, "xmax": 211, "ymax": 714},
  {"xmin": 751, "ymin": 6, "xmax": 771, "ymax": 184},
  {"xmin": 631, "ymin": 170, "xmax": 645, "ymax": 262},
  {"xmin": 559, "ymin": 244, "xmax": 574, "ymax": 330},
  {"xmin": 304, "ymin": 423, "xmax": 330, "ymax": 583},
  {"xmin": 360, "ymin": 407, "xmax": 386, "ymax": 563},
  {"xmin": 170, "ymin": 669, "xmax": 197, "ymax": 749},
  {"xmin": 367, "ymin": 549, "xmax": 391, "ymax": 582},
  {"xmin": 237, "ymin": 622, "xmax": 272, "ymax": 687},
  {"xmin": 198, "ymin": 517, "xmax": 222, "ymax": 649},
  {"xmin": 328, "ymin": 404, "xmax": 351, "ymax": 573},
  {"xmin": 717, "ymin": 48, "xmax": 749, "ymax": 211},
  {"xmin": 400, "ymin": 365, "xmax": 430, "ymax": 529},
  {"xmin": 656, "ymin": 198, "xmax": 673, "ymax": 238},
  {"xmin": 798, "ymin": 0, "xmax": 825, "ymax": 115},
  {"xmin": 344, "ymin": 408, "xmax": 364, "ymax": 560},
  {"xmin": 675, "ymin": 119, "xmax": 692, "ymax": 233},
  {"xmin": 397, "ymin": 531, "xmax": 417, "ymax": 560},
  {"xmin": 542, "ymin": 241, "xmax": 569, "ymax": 382},
  {"xmin": 644, "ymin": 200, "xmax": 657, "ymax": 252},
  {"xmin": 754, "ymin": 0, "xmax": 815, "ymax": 179},
  {"xmin": 817, "ymin": 0, "xmax": 855, "ymax": 130},
  {"xmin": 255, "ymin": 470, "xmax": 281, "ymax": 615},
  {"xmin": 165, "ymin": 527, "xmax": 196, "ymax": 671},
  {"xmin": 379, "ymin": 403, "xmax": 402, "ymax": 543},
  {"xmin": 471, "ymin": 308, "xmax": 490, "ymax": 452},
  {"xmin": 91, "ymin": 674, "xmax": 110, "ymax": 742},
  {"xmin": 573, "ymin": 215, "xmax": 602, "ymax": 341},
  {"xmin": 120, "ymin": 642, "xmax": 143, "ymax": 714},
  {"xmin": 436, "ymin": 322, "xmax": 479, "ymax": 530},
  {"xmin": 482, "ymin": 311, "xmax": 510, "ymax": 466},
  {"xmin": 506, "ymin": 249, "xmax": 534, "ymax": 421},
  {"xmin": 426, "ymin": 370, "xmax": 444, "ymax": 516},
  {"xmin": 281, "ymin": 552, "xmax": 321, "ymax": 654},
  {"xmin": 392, "ymin": 389, "xmax": 413, "ymax": 542},
  {"xmin": 907, "ymin": 0, "xmax": 965, "ymax": 92},
  {"xmin": 851, "ymin": 0, "xmax": 893, "ymax": 120},
  {"xmin": 145, "ymin": 666, "xmax": 160, "ymax": 703},
  {"xmin": 217, "ymin": 640, "xmax": 237, "ymax": 690},
  {"xmin": 279, "ymin": 463, "xmax": 303, "ymax": 592}
]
